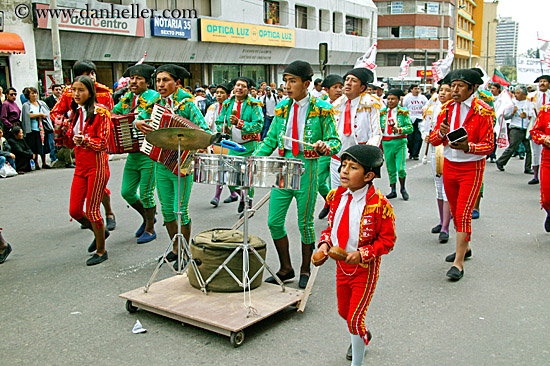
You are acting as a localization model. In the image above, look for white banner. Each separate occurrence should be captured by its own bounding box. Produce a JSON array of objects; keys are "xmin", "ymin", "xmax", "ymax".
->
[{"xmin": 517, "ymin": 57, "xmax": 550, "ymax": 84}]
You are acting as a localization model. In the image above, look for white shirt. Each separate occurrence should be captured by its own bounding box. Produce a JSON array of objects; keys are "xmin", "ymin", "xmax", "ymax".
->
[
  {"xmin": 263, "ymin": 93, "xmax": 277, "ymax": 117},
  {"xmin": 311, "ymin": 89, "xmax": 326, "ymax": 99},
  {"xmin": 403, "ymin": 93, "xmax": 428, "ymax": 120},
  {"xmin": 382, "ymin": 107, "xmax": 399, "ymax": 137},
  {"xmin": 330, "ymin": 184, "xmax": 369, "ymax": 253},
  {"xmin": 533, "ymin": 90, "xmax": 550, "ymax": 113},
  {"xmin": 333, "ymin": 93, "xmax": 382, "ymax": 157},
  {"xmin": 231, "ymin": 98, "xmax": 248, "ymax": 144},
  {"xmin": 443, "ymin": 94, "xmax": 484, "ymax": 162},
  {"xmin": 506, "ymin": 99, "xmax": 534, "ymax": 129},
  {"xmin": 283, "ymin": 94, "xmax": 309, "ymax": 152},
  {"xmin": 163, "ymin": 93, "xmax": 175, "ymax": 112},
  {"xmin": 205, "ymin": 102, "xmax": 223, "ymax": 133},
  {"xmin": 422, "ymin": 99, "xmax": 442, "ymax": 139},
  {"xmin": 72, "ymin": 105, "xmax": 88, "ymax": 136}
]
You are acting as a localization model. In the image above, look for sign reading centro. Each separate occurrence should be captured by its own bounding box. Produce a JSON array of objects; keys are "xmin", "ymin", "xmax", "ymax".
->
[{"xmin": 200, "ymin": 19, "xmax": 294, "ymax": 48}]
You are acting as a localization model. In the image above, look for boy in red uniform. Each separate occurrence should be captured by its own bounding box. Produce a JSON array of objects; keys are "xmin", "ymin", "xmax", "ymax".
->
[
  {"xmin": 63, "ymin": 75, "xmax": 112, "ymax": 266},
  {"xmin": 529, "ymin": 104, "xmax": 550, "ymax": 231},
  {"xmin": 315, "ymin": 144, "xmax": 396, "ymax": 365}
]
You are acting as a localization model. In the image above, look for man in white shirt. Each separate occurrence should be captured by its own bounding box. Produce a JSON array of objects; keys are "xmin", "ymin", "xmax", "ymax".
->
[
  {"xmin": 487, "ymin": 82, "xmax": 502, "ymax": 163},
  {"xmin": 260, "ymin": 86, "xmax": 278, "ymax": 139},
  {"xmin": 403, "ymin": 84, "xmax": 428, "ymax": 159},
  {"xmin": 310, "ymin": 78, "xmax": 326, "ymax": 99},
  {"xmin": 496, "ymin": 86, "xmax": 535, "ymax": 173},
  {"xmin": 330, "ymin": 68, "xmax": 382, "ymax": 189}
]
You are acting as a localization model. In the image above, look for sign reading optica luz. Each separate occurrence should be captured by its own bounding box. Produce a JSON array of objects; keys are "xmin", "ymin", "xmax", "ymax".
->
[
  {"xmin": 199, "ymin": 19, "xmax": 295, "ymax": 48},
  {"xmin": 151, "ymin": 17, "xmax": 191, "ymax": 39}
]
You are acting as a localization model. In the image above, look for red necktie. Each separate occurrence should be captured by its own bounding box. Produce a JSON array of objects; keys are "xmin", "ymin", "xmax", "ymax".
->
[
  {"xmin": 387, "ymin": 108, "xmax": 393, "ymax": 134},
  {"xmin": 131, "ymin": 95, "xmax": 137, "ymax": 111},
  {"xmin": 292, "ymin": 103, "xmax": 299, "ymax": 157},
  {"xmin": 78, "ymin": 108, "xmax": 84, "ymax": 133},
  {"xmin": 236, "ymin": 101, "xmax": 242, "ymax": 118},
  {"xmin": 343, "ymin": 99, "xmax": 352, "ymax": 136},
  {"xmin": 452, "ymin": 102, "xmax": 461, "ymax": 130},
  {"xmin": 166, "ymin": 98, "xmax": 172, "ymax": 109},
  {"xmin": 337, "ymin": 194, "xmax": 352, "ymax": 248},
  {"xmin": 544, "ymin": 94, "xmax": 546, "ymax": 106}
]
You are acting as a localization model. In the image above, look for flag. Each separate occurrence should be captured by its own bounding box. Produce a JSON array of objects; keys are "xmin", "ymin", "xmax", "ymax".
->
[
  {"xmin": 495, "ymin": 88, "xmax": 514, "ymax": 148},
  {"xmin": 432, "ymin": 41, "xmax": 454, "ymax": 83},
  {"xmin": 136, "ymin": 51, "xmax": 147, "ymax": 65},
  {"xmin": 538, "ymin": 37, "xmax": 550, "ymax": 67},
  {"xmin": 493, "ymin": 69, "xmax": 510, "ymax": 87},
  {"xmin": 354, "ymin": 41, "xmax": 377, "ymax": 70},
  {"xmin": 398, "ymin": 56, "xmax": 414, "ymax": 80}
]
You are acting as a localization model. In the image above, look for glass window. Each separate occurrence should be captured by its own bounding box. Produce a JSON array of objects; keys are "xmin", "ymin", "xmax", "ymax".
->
[
  {"xmin": 391, "ymin": 26, "xmax": 400, "ymax": 38},
  {"xmin": 319, "ymin": 9, "xmax": 330, "ymax": 32},
  {"xmin": 264, "ymin": 1, "xmax": 280, "ymax": 24},
  {"xmin": 295, "ymin": 5, "xmax": 307, "ymax": 29},
  {"xmin": 378, "ymin": 27, "xmax": 390, "ymax": 38},
  {"xmin": 416, "ymin": 26, "xmax": 438, "ymax": 39},
  {"xmin": 212, "ymin": 65, "xmax": 239, "ymax": 85},
  {"xmin": 400, "ymin": 26, "xmax": 414, "ymax": 38},
  {"xmin": 333, "ymin": 12, "xmax": 343, "ymax": 33},
  {"xmin": 387, "ymin": 54, "xmax": 399, "ymax": 66},
  {"xmin": 242, "ymin": 65, "xmax": 267, "ymax": 83},
  {"xmin": 346, "ymin": 16, "xmax": 363, "ymax": 36}
]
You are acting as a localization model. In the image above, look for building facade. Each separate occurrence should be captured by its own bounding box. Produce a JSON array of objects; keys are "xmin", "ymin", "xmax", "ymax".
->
[
  {"xmin": 454, "ymin": 0, "xmax": 484, "ymax": 69},
  {"xmin": 2, "ymin": 0, "xmax": 379, "ymax": 100},
  {"xmin": 495, "ymin": 16, "xmax": 518, "ymax": 67},
  {"xmin": 373, "ymin": 0, "xmax": 456, "ymax": 87},
  {"xmin": 480, "ymin": 0, "xmax": 498, "ymax": 75}
]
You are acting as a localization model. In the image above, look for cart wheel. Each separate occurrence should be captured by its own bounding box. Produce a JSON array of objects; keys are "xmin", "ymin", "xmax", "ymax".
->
[
  {"xmin": 125, "ymin": 300, "xmax": 138, "ymax": 313},
  {"xmin": 230, "ymin": 331, "xmax": 245, "ymax": 347}
]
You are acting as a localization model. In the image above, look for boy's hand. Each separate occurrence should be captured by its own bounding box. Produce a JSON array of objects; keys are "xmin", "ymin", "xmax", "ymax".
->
[
  {"xmin": 345, "ymin": 251, "xmax": 362, "ymax": 265},
  {"xmin": 318, "ymin": 243, "xmax": 329, "ymax": 255}
]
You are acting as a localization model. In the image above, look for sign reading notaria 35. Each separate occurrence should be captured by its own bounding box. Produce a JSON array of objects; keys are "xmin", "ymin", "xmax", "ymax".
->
[
  {"xmin": 199, "ymin": 19, "xmax": 295, "ymax": 48},
  {"xmin": 34, "ymin": 3, "xmax": 145, "ymax": 37}
]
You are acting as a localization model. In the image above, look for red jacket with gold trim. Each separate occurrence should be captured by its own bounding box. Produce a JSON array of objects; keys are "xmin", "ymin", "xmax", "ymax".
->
[
  {"xmin": 319, "ymin": 184, "xmax": 396, "ymax": 265},
  {"xmin": 530, "ymin": 105, "xmax": 550, "ymax": 148},
  {"xmin": 429, "ymin": 96, "xmax": 494, "ymax": 155},
  {"xmin": 50, "ymin": 82, "xmax": 114, "ymax": 121}
]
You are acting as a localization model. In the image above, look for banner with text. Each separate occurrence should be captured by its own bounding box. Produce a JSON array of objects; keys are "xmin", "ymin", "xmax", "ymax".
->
[
  {"xmin": 199, "ymin": 19, "xmax": 295, "ymax": 48},
  {"xmin": 517, "ymin": 56, "xmax": 550, "ymax": 84}
]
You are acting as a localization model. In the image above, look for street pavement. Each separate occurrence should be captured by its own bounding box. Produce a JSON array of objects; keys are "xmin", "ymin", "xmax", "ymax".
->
[{"xmin": 1, "ymin": 151, "xmax": 549, "ymax": 366}]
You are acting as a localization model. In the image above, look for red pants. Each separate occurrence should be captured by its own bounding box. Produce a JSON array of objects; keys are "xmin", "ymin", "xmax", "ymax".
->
[
  {"xmin": 540, "ymin": 150, "xmax": 550, "ymax": 210},
  {"xmin": 336, "ymin": 257, "xmax": 381, "ymax": 345},
  {"xmin": 69, "ymin": 151, "xmax": 109, "ymax": 225},
  {"xmin": 442, "ymin": 159, "xmax": 485, "ymax": 242}
]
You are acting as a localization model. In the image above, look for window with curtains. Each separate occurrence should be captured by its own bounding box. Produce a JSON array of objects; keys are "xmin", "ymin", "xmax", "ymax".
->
[
  {"xmin": 295, "ymin": 5, "xmax": 307, "ymax": 29},
  {"xmin": 345, "ymin": 16, "xmax": 363, "ymax": 36}
]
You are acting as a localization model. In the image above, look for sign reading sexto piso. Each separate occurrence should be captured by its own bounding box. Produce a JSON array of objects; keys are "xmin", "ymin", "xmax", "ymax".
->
[{"xmin": 199, "ymin": 19, "xmax": 295, "ymax": 48}]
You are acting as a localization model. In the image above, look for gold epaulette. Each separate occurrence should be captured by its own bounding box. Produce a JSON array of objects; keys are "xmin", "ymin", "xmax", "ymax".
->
[{"xmin": 326, "ymin": 189, "xmax": 337, "ymax": 204}]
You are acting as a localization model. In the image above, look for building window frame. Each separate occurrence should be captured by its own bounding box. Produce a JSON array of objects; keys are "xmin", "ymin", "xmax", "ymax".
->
[
  {"xmin": 295, "ymin": 4, "xmax": 307, "ymax": 29},
  {"xmin": 264, "ymin": 0, "xmax": 280, "ymax": 25}
]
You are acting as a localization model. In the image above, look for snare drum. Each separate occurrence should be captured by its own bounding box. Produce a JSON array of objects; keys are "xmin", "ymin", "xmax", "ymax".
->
[
  {"xmin": 193, "ymin": 153, "xmax": 246, "ymax": 186},
  {"xmin": 246, "ymin": 156, "xmax": 305, "ymax": 190}
]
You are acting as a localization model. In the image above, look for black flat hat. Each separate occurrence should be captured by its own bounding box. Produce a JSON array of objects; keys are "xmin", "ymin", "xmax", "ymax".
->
[
  {"xmin": 344, "ymin": 68, "xmax": 374, "ymax": 87},
  {"xmin": 438, "ymin": 75, "xmax": 452, "ymax": 86},
  {"xmin": 341, "ymin": 144, "xmax": 384, "ymax": 178},
  {"xmin": 283, "ymin": 61, "xmax": 314, "ymax": 81},
  {"xmin": 448, "ymin": 69, "xmax": 484, "ymax": 86},
  {"xmin": 321, "ymin": 74, "xmax": 344, "ymax": 88},
  {"xmin": 534, "ymin": 75, "xmax": 550, "ymax": 83},
  {"xmin": 123, "ymin": 64, "xmax": 155, "ymax": 79},
  {"xmin": 155, "ymin": 64, "xmax": 190, "ymax": 82},
  {"xmin": 216, "ymin": 83, "xmax": 231, "ymax": 94},
  {"xmin": 386, "ymin": 89, "xmax": 405, "ymax": 98},
  {"xmin": 231, "ymin": 77, "xmax": 255, "ymax": 89}
]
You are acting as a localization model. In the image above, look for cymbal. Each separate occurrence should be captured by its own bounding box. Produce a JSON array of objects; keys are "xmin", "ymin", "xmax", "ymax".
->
[{"xmin": 145, "ymin": 128, "xmax": 215, "ymax": 150}]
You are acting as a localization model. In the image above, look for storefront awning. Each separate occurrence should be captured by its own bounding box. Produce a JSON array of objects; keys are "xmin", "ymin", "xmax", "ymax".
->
[{"xmin": 0, "ymin": 33, "xmax": 26, "ymax": 54}]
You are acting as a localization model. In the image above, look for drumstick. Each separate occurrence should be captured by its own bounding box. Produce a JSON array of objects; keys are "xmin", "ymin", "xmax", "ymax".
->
[
  {"xmin": 231, "ymin": 191, "xmax": 271, "ymax": 230},
  {"xmin": 297, "ymin": 265, "xmax": 319, "ymax": 313},
  {"xmin": 282, "ymin": 135, "xmax": 315, "ymax": 147}
]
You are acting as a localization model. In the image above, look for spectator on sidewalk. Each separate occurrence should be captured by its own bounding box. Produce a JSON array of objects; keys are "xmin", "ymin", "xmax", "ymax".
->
[
  {"xmin": 260, "ymin": 86, "xmax": 279, "ymax": 139},
  {"xmin": 8, "ymin": 126, "xmax": 35, "ymax": 173},
  {"xmin": 21, "ymin": 87, "xmax": 52, "ymax": 169},
  {"xmin": 0, "ymin": 128, "xmax": 16, "ymax": 170},
  {"xmin": 1, "ymin": 88, "xmax": 21, "ymax": 136},
  {"xmin": 403, "ymin": 84, "xmax": 428, "ymax": 160}
]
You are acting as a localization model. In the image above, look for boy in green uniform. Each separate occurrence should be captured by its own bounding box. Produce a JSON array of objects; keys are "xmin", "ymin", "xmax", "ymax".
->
[
  {"xmin": 215, "ymin": 77, "xmax": 264, "ymax": 212},
  {"xmin": 112, "ymin": 64, "xmax": 160, "ymax": 243},
  {"xmin": 254, "ymin": 60, "xmax": 341, "ymax": 289},
  {"xmin": 379, "ymin": 89, "xmax": 413, "ymax": 200},
  {"xmin": 136, "ymin": 64, "xmax": 211, "ymax": 263}
]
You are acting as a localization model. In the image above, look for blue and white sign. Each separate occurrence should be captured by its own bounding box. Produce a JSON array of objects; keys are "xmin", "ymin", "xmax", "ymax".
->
[{"xmin": 150, "ymin": 17, "xmax": 191, "ymax": 39}]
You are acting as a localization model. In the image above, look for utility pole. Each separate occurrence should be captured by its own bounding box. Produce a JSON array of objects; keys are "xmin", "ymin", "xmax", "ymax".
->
[
  {"xmin": 423, "ymin": 49, "xmax": 427, "ymax": 92},
  {"xmin": 50, "ymin": 0, "xmax": 63, "ymax": 84}
]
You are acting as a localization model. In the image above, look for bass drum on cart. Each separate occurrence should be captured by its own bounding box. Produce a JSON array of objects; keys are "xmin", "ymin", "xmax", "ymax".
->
[{"xmin": 188, "ymin": 229, "xmax": 267, "ymax": 292}]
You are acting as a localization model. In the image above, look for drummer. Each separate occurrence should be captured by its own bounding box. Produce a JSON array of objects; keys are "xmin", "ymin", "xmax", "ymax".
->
[
  {"xmin": 318, "ymin": 74, "xmax": 344, "ymax": 220},
  {"xmin": 112, "ymin": 64, "xmax": 160, "ymax": 244},
  {"xmin": 135, "ymin": 64, "xmax": 211, "ymax": 264},
  {"xmin": 254, "ymin": 60, "xmax": 341, "ymax": 289},
  {"xmin": 205, "ymin": 83, "xmax": 231, "ymax": 207},
  {"xmin": 215, "ymin": 77, "xmax": 264, "ymax": 214}
]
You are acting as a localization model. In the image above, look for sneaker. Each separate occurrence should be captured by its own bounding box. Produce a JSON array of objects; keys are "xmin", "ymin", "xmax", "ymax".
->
[
  {"xmin": 210, "ymin": 197, "xmax": 219, "ymax": 207},
  {"xmin": 528, "ymin": 178, "xmax": 540, "ymax": 185},
  {"xmin": 496, "ymin": 162, "xmax": 505, "ymax": 171},
  {"xmin": 86, "ymin": 251, "xmax": 108, "ymax": 266},
  {"xmin": 223, "ymin": 195, "xmax": 238, "ymax": 204},
  {"xmin": 472, "ymin": 209, "xmax": 480, "ymax": 219}
]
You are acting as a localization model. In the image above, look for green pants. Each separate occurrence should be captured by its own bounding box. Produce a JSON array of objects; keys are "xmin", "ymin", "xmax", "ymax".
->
[
  {"xmin": 156, "ymin": 163, "xmax": 193, "ymax": 225},
  {"xmin": 267, "ymin": 151, "xmax": 318, "ymax": 245},
  {"xmin": 382, "ymin": 138, "xmax": 407, "ymax": 184},
  {"xmin": 121, "ymin": 152, "xmax": 156, "ymax": 208},
  {"xmin": 317, "ymin": 155, "xmax": 331, "ymax": 197},
  {"xmin": 228, "ymin": 140, "xmax": 257, "ymax": 198}
]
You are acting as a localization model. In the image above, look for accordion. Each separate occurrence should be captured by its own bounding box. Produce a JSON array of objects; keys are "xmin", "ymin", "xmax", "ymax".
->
[
  {"xmin": 141, "ymin": 104, "xmax": 201, "ymax": 176},
  {"xmin": 107, "ymin": 113, "xmax": 144, "ymax": 154}
]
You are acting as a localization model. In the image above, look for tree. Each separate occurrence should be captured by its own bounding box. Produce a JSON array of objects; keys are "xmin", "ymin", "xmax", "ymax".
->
[{"xmin": 499, "ymin": 65, "xmax": 517, "ymax": 83}]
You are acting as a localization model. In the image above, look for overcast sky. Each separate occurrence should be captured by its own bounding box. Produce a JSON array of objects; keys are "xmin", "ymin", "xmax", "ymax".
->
[{"xmin": 496, "ymin": 0, "xmax": 547, "ymax": 53}]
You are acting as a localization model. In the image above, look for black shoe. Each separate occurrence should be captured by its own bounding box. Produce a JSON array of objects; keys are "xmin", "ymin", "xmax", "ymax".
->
[
  {"xmin": 489, "ymin": 157, "xmax": 495, "ymax": 163},
  {"xmin": 400, "ymin": 189, "xmax": 409, "ymax": 201},
  {"xmin": 164, "ymin": 251, "xmax": 178, "ymax": 262},
  {"xmin": 65, "ymin": 163, "xmax": 76, "ymax": 168},
  {"xmin": 223, "ymin": 195, "xmax": 238, "ymax": 204},
  {"xmin": 88, "ymin": 228, "xmax": 110, "ymax": 253},
  {"xmin": 545, "ymin": 215, "xmax": 550, "ymax": 233},
  {"xmin": 299, "ymin": 273, "xmax": 310, "ymax": 289},
  {"xmin": 524, "ymin": 169, "xmax": 534, "ymax": 174},
  {"xmin": 210, "ymin": 197, "xmax": 219, "ymax": 207},
  {"xmin": 412, "ymin": 156, "xmax": 419, "ymax": 160},
  {"xmin": 446, "ymin": 266, "xmax": 463, "ymax": 280},
  {"xmin": 106, "ymin": 215, "xmax": 116, "ymax": 231},
  {"xmin": 445, "ymin": 249, "xmax": 472, "ymax": 262},
  {"xmin": 318, "ymin": 206, "xmax": 330, "ymax": 219},
  {"xmin": 265, "ymin": 269, "xmax": 295, "ymax": 284},
  {"xmin": 386, "ymin": 191, "xmax": 397, "ymax": 199},
  {"xmin": 519, "ymin": 155, "xmax": 525, "ymax": 160},
  {"xmin": 528, "ymin": 178, "xmax": 539, "ymax": 185},
  {"xmin": 238, "ymin": 200, "xmax": 245, "ymax": 213},
  {"xmin": 431, "ymin": 224, "xmax": 442, "ymax": 234},
  {"xmin": 0, "ymin": 244, "xmax": 13, "ymax": 264},
  {"xmin": 86, "ymin": 251, "xmax": 108, "ymax": 266},
  {"xmin": 496, "ymin": 162, "xmax": 505, "ymax": 171},
  {"xmin": 172, "ymin": 256, "xmax": 189, "ymax": 271},
  {"xmin": 438, "ymin": 231, "xmax": 449, "ymax": 243},
  {"xmin": 345, "ymin": 329, "xmax": 372, "ymax": 361}
]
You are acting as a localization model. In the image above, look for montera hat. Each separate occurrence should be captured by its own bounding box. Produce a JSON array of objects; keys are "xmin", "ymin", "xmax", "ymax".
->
[
  {"xmin": 123, "ymin": 64, "xmax": 155, "ymax": 80},
  {"xmin": 534, "ymin": 75, "xmax": 550, "ymax": 83},
  {"xmin": 283, "ymin": 61, "xmax": 314, "ymax": 81},
  {"xmin": 155, "ymin": 64, "xmax": 191, "ymax": 82},
  {"xmin": 447, "ymin": 69, "xmax": 484, "ymax": 86},
  {"xmin": 321, "ymin": 74, "xmax": 344, "ymax": 88},
  {"xmin": 340, "ymin": 144, "xmax": 384, "ymax": 178},
  {"xmin": 343, "ymin": 68, "xmax": 374, "ymax": 87},
  {"xmin": 386, "ymin": 89, "xmax": 405, "ymax": 98}
]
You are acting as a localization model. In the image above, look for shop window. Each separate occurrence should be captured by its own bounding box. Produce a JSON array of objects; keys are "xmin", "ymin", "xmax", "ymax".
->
[
  {"xmin": 345, "ymin": 16, "xmax": 363, "ymax": 36},
  {"xmin": 333, "ymin": 12, "xmax": 343, "ymax": 33},
  {"xmin": 242, "ymin": 65, "xmax": 267, "ymax": 83},
  {"xmin": 295, "ymin": 5, "xmax": 307, "ymax": 29},
  {"xmin": 213, "ymin": 65, "xmax": 239, "ymax": 85},
  {"xmin": 264, "ymin": 0, "xmax": 280, "ymax": 25}
]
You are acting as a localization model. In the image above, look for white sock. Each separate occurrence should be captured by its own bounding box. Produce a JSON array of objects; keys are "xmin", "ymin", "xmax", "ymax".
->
[{"xmin": 351, "ymin": 333, "xmax": 366, "ymax": 366}]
